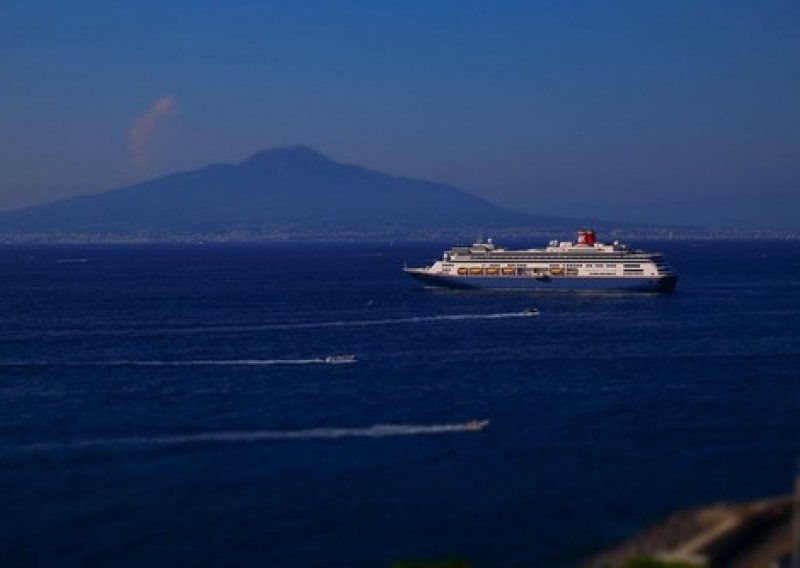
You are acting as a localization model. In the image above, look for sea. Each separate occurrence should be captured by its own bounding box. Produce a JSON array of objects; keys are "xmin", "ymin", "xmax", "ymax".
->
[{"xmin": 1, "ymin": 239, "xmax": 799, "ymax": 567}]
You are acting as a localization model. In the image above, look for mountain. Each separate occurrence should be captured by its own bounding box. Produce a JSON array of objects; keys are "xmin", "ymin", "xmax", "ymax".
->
[{"xmin": 0, "ymin": 146, "xmax": 580, "ymax": 237}]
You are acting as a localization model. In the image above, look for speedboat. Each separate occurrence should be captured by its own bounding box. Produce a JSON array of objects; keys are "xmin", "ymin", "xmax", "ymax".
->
[
  {"xmin": 464, "ymin": 419, "xmax": 490, "ymax": 431},
  {"xmin": 324, "ymin": 354, "xmax": 357, "ymax": 365},
  {"xmin": 521, "ymin": 307, "xmax": 540, "ymax": 316}
]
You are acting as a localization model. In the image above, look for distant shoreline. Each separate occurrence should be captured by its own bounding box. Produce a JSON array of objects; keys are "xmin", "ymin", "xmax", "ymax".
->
[{"xmin": 0, "ymin": 227, "xmax": 798, "ymax": 245}]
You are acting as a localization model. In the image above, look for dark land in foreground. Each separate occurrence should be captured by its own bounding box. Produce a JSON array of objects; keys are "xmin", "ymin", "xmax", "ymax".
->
[{"xmin": 587, "ymin": 493, "xmax": 797, "ymax": 568}]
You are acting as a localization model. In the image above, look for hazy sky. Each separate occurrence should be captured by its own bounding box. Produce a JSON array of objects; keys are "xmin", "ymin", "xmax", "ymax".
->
[{"xmin": 2, "ymin": 1, "xmax": 798, "ymax": 228}]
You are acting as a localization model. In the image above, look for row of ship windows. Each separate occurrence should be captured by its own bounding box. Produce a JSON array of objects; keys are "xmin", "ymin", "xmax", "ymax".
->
[
  {"xmin": 451, "ymin": 252, "xmax": 653, "ymax": 258},
  {"xmin": 556, "ymin": 263, "xmax": 641, "ymax": 268},
  {"xmin": 444, "ymin": 263, "xmax": 643, "ymax": 268}
]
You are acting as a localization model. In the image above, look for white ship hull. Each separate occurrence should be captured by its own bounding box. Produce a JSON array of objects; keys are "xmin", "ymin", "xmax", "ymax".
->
[{"xmin": 405, "ymin": 269, "xmax": 677, "ymax": 292}]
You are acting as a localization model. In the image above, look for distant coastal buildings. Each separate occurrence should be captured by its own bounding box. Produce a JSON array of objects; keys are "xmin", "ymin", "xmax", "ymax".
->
[{"xmin": 0, "ymin": 226, "xmax": 798, "ymax": 245}]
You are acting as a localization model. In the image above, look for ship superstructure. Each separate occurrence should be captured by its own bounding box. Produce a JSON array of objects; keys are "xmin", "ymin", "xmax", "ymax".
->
[{"xmin": 404, "ymin": 230, "xmax": 677, "ymax": 292}]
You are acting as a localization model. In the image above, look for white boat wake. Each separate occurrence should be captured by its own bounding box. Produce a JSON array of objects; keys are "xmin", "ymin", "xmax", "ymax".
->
[
  {"xmin": 6, "ymin": 420, "xmax": 490, "ymax": 454},
  {"xmin": 0, "ymin": 358, "xmax": 354, "ymax": 368},
  {"xmin": 291, "ymin": 311, "xmax": 536, "ymax": 327},
  {"xmin": 204, "ymin": 311, "xmax": 538, "ymax": 331},
  {"xmin": 25, "ymin": 311, "xmax": 538, "ymax": 338}
]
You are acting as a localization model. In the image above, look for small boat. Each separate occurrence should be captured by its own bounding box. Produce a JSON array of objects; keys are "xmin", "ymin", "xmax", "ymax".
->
[
  {"xmin": 324, "ymin": 354, "xmax": 357, "ymax": 365},
  {"xmin": 520, "ymin": 307, "xmax": 540, "ymax": 316},
  {"xmin": 464, "ymin": 419, "xmax": 490, "ymax": 431}
]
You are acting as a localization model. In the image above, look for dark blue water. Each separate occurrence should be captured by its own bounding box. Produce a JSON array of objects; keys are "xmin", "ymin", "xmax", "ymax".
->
[{"xmin": 1, "ymin": 240, "xmax": 799, "ymax": 567}]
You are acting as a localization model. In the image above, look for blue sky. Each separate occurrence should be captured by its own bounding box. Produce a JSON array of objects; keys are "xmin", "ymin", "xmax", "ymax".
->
[{"xmin": 1, "ymin": 0, "xmax": 798, "ymax": 228}]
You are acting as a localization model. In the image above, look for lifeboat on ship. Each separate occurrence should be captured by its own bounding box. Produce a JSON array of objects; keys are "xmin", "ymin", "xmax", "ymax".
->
[
  {"xmin": 457, "ymin": 267, "xmax": 468, "ymax": 276},
  {"xmin": 469, "ymin": 267, "xmax": 483, "ymax": 275},
  {"xmin": 501, "ymin": 266, "xmax": 516, "ymax": 275}
]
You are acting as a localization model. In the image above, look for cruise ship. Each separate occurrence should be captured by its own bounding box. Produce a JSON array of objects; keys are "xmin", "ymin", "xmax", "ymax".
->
[{"xmin": 404, "ymin": 230, "xmax": 678, "ymax": 292}]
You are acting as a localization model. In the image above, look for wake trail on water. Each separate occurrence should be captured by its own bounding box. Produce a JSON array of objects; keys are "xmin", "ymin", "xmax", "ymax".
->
[
  {"xmin": 6, "ymin": 421, "xmax": 490, "ymax": 454},
  {"xmin": 22, "ymin": 311, "xmax": 538, "ymax": 338},
  {"xmin": 0, "ymin": 358, "xmax": 342, "ymax": 368}
]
